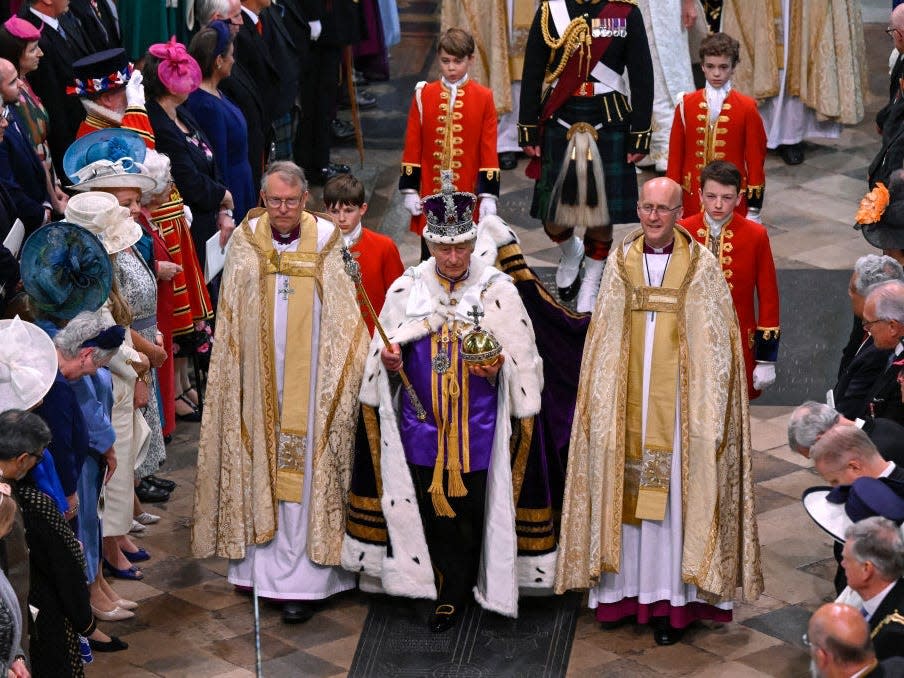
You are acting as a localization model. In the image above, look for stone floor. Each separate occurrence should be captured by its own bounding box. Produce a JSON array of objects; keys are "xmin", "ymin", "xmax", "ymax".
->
[{"xmin": 88, "ymin": 1, "xmax": 896, "ymax": 676}]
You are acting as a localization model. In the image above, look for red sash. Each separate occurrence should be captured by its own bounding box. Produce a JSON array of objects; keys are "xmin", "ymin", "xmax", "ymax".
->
[{"xmin": 526, "ymin": 1, "xmax": 634, "ymax": 179}]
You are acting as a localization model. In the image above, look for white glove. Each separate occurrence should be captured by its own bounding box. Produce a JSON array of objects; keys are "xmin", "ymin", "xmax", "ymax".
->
[
  {"xmin": 125, "ymin": 70, "xmax": 145, "ymax": 108},
  {"xmin": 746, "ymin": 208, "xmax": 762, "ymax": 224},
  {"xmin": 308, "ymin": 20, "xmax": 322, "ymax": 41},
  {"xmin": 478, "ymin": 195, "xmax": 497, "ymax": 220},
  {"xmin": 183, "ymin": 204, "xmax": 193, "ymax": 227},
  {"xmin": 752, "ymin": 362, "xmax": 776, "ymax": 391},
  {"xmin": 403, "ymin": 191, "xmax": 422, "ymax": 216}
]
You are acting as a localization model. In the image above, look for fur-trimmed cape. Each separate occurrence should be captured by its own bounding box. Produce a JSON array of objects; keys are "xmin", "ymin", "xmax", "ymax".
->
[{"xmin": 341, "ymin": 255, "xmax": 549, "ymax": 617}]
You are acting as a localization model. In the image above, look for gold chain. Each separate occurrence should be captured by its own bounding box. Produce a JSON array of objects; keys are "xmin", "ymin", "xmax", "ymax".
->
[{"xmin": 540, "ymin": 2, "xmax": 593, "ymax": 83}]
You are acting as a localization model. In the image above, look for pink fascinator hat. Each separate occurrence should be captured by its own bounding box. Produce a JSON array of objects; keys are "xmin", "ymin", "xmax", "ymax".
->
[
  {"xmin": 3, "ymin": 16, "xmax": 42, "ymax": 41},
  {"xmin": 148, "ymin": 37, "xmax": 201, "ymax": 95}
]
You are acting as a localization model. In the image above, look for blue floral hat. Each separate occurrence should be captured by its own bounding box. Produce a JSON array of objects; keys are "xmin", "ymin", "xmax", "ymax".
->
[
  {"xmin": 63, "ymin": 128, "xmax": 156, "ymax": 192},
  {"xmin": 20, "ymin": 222, "xmax": 113, "ymax": 320}
]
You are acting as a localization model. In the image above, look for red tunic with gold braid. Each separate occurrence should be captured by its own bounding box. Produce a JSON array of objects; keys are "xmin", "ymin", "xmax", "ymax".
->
[
  {"xmin": 682, "ymin": 211, "xmax": 780, "ymax": 400},
  {"xmin": 150, "ymin": 191, "xmax": 214, "ymax": 334},
  {"xmin": 399, "ymin": 78, "xmax": 500, "ymax": 235},
  {"xmin": 78, "ymin": 107, "xmax": 156, "ymax": 148},
  {"xmin": 350, "ymin": 227, "xmax": 405, "ymax": 336},
  {"xmin": 666, "ymin": 88, "xmax": 767, "ymax": 218},
  {"xmin": 76, "ymin": 107, "xmax": 213, "ymax": 330}
]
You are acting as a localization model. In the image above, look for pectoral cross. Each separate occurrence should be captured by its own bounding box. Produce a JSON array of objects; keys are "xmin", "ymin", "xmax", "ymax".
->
[{"xmin": 278, "ymin": 276, "xmax": 295, "ymax": 301}]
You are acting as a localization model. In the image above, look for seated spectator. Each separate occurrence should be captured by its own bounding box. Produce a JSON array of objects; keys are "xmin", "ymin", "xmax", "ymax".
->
[
  {"xmin": 0, "ymin": 16, "xmax": 68, "ymax": 216},
  {"xmin": 0, "ymin": 57, "xmax": 53, "ymax": 235},
  {"xmin": 142, "ymin": 37, "xmax": 235, "ymax": 270},
  {"xmin": 835, "ymin": 255, "xmax": 903, "ymax": 420},
  {"xmin": 856, "ymin": 170, "xmax": 904, "ymax": 270},
  {"xmin": 789, "ymin": 401, "xmax": 904, "ymax": 467},
  {"xmin": 186, "ymin": 21, "xmax": 255, "ymax": 223},
  {"xmin": 810, "ymin": 426, "xmax": 904, "ymax": 490},
  {"xmin": 806, "ymin": 603, "xmax": 904, "ymax": 677},
  {"xmin": 862, "ymin": 280, "xmax": 904, "ymax": 424},
  {"xmin": 840, "ymin": 517, "xmax": 904, "ymax": 661}
]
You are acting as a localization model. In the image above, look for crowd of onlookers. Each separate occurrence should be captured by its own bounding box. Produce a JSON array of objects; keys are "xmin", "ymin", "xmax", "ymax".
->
[{"xmin": 0, "ymin": 0, "xmax": 401, "ymax": 674}]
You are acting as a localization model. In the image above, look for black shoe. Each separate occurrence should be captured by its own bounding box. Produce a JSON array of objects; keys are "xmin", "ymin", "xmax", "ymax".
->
[
  {"xmin": 282, "ymin": 601, "xmax": 316, "ymax": 624},
  {"xmin": 499, "ymin": 151, "xmax": 518, "ymax": 171},
  {"xmin": 136, "ymin": 479, "xmax": 170, "ymax": 504},
  {"xmin": 429, "ymin": 603, "xmax": 458, "ymax": 633},
  {"xmin": 145, "ymin": 475, "xmax": 176, "ymax": 491},
  {"xmin": 89, "ymin": 636, "xmax": 129, "ymax": 652},
  {"xmin": 339, "ymin": 89, "xmax": 377, "ymax": 110},
  {"xmin": 652, "ymin": 619, "xmax": 685, "ymax": 646},
  {"xmin": 779, "ymin": 143, "xmax": 804, "ymax": 165},
  {"xmin": 331, "ymin": 118, "xmax": 356, "ymax": 141}
]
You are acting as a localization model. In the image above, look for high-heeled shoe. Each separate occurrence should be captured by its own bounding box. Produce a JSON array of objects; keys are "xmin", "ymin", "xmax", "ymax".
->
[
  {"xmin": 91, "ymin": 605, "xmax": 135, "ymax": 621},
  {"xmin": 103, "ymin": 559, "xmax": 143, "ymax": 580},
  {"xmin": 88, "ymin": 636, "xmax": 129, "ymax": 652},
  {"xmin": 116, "ymin": 598, "xmax": 138, "ymax": 610}
]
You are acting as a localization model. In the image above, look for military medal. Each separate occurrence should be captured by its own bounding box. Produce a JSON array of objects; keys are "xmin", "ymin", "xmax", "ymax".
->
[{"xmin": 432, "ymin": 352, "xmax": 450, "ymax": 374}]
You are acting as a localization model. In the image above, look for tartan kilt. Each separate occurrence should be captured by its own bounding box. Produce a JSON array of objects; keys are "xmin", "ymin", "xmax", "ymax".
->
[{"xmin": 531, "ymin": 96, "xmax": 638, "ymax": 226}]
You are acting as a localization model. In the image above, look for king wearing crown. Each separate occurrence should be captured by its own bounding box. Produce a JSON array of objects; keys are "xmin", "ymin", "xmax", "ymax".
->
[{"xmin": 341, "ymin": 176, "xmax": 553, "ymax": 633}]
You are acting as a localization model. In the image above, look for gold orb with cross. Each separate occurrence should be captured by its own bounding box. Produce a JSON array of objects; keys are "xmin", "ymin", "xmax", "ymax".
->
[{"xmin": 461, "ymin": 305, "xmax": 502, "ymax": 366}]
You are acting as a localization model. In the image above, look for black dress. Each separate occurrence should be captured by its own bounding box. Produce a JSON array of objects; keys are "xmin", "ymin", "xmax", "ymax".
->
[{"xmin": 14, "ymin": 481, "xmax": 95, "ymax": 678}]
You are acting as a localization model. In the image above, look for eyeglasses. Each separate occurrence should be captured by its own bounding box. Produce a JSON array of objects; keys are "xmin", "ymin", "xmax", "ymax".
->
[
  {"xmin": 637, "ymin": 203, "xmax": 681, "ymax": 216},
  {"xmin": 265, "ymin": 196, "xmax": 302, "ymax": 209},
  {"xmin": 886, "ymin": 26, "xmax": 901, "ymax": 36},
  {"xmin": 862, "ymin": 318, "xmax": 890, "ymax": 331},
  {"xmin": 28, "ymin": 449, "xmax": 44, "ymax": 462},
  {"xmin": 802, "ymin": 632, "xmax": 812, "ymax": 649}
]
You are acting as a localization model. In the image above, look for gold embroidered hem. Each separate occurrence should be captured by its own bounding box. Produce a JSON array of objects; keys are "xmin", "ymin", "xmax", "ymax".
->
[
  {"xmin": 553, "ymin": 226, "xmax": 763, "ymax": 604},
  {"xmin": 192, "ymin": 209, "xmax": 368, "ymax": 563}
]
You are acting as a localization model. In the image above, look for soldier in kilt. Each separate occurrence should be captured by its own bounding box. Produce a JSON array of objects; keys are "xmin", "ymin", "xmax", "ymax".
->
[{"xmin": 519, "ymin": 0, "xmax": 653, "ymax": 312}]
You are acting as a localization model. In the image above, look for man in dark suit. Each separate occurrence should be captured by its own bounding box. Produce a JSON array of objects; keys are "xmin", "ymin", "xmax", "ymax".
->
[
  {"xmin": 68, "ymin": 0, "xmax": 120, "ymax": 52},
  {"xmin": 841, "ymin": 517, "xmax": 904, "ymax": 661},
  {"xmin": 878, "ymin": 5, "xmax": 904, "ymax": 134},
  {"xmin": 835, "ymin": 256, "xmax": 902, "ymax": 420},
  {"xmin": 294, "ymin": 0, "xmax": 361, "ymax": 184},
  {"xmin": 0, "ymin": 58, "xmax": 54, "ymax": 234},
  {"xmin": 863, "ymin": 280, "xmax": 904, "ymax": 425},
  {"xmin": 807, "ymin": 602, "xmax": 904, "ymax": 677},
  {"xmin": 20, "ymin": 0, "xmax": 95, "ymax": 183},
  {"xmin": 235, "ymin": 1, "xmax": 281, "ymax": 174},
  {"xmin": 261, "ymin": 1, "xmax": 299, "ymax": 161}
]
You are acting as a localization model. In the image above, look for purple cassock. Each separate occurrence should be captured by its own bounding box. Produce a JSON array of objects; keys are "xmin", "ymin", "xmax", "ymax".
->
[{"xmin": 399, "ymin": 335, "xmax": 498, "ymax": 471}]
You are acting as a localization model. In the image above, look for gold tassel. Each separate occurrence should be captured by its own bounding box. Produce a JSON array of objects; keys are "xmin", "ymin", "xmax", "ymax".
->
[
  {"xmin": 431, "ymin": 485, "xmax": 456, "ymax": 518},
  {"xmin": 447, "ymin": 468, "xmax": 467, "ymax": 498}
]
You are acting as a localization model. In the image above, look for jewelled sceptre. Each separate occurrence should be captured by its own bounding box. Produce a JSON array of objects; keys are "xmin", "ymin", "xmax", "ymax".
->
[{"xmin": 341, "ymin": 246, "xmax": 427, "ymax": 421}]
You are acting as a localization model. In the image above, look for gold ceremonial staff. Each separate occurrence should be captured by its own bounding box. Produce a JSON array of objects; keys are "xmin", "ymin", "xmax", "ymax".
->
[{"xmin": 340, "ymin": 246, "xmax": 427, "ymax": 421}]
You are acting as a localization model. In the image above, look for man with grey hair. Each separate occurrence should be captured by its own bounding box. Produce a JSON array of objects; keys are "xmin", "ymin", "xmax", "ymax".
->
[
  {"xmin": 788, "ymin": 401, "xmax": 904, "ymax": 466},
  {"xmin": 862, "ymin": 280, "xmax": 904, "ymax": 424},
  {"xmin": 841, "ymin": 517, "xmax": 904, "ymax": 660},
  {"xmin": 195, "ymin": 0, "xmax": 243, "ymax": 33},
  {"xmin": 193, "ymin": 161, "xmax": 368, "ymax": 624},
  {"xmin": 834, "ymin": 255, "xmax": 903, "ymax": 420}
]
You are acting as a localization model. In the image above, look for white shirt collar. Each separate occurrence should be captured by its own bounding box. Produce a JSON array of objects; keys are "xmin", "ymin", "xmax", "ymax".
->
[
  {"xmin": 704, "ymin": 80, "xmax": 732, "ymax": 99},
  {"xmin": 879, "ymin": 460, "xmax": 896, "ymax": 478},
  {"xmin": 862, "ymin": 580, "xmax": 897, "ymax": 619},
  {"xmin": 441, "ymin": 74, "xmax": 469, "ymax": 89},
  {"xmin": 240, "ymin": 6, "xmax": 259, "ymax": 23},
  {"xmin": 29, "ymin": 8, "xmax": 59, "ymax": 31},
  {"xmin": 342, "ymin": 222, "xmax": 363, "ymax": 248}
]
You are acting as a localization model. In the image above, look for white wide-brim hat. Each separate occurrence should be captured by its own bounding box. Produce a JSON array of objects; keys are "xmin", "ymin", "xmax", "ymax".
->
[
  {"xmin": 65, "ymin": 191, "xmax": 143, "ymax": 255},
  {"xmin": 68, "ymin": 158, "xmax": 158, "ymax": 193},
  {"xmin": 0, "ymin": 316, "xmax": 57, "ymax": 411},
  {"xmin": 803, "ymin": 486, "xmax": 852, "ymax": 544}
]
